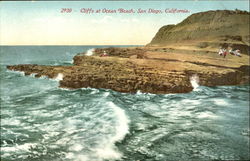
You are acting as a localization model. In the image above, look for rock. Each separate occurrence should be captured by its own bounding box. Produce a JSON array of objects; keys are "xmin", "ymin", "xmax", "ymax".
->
[
  {"xmin": 148, "ymin": 10, "xmax": 250, "ymax": 55},
  {"xmin": 6, "ymin": 10, "xmax": 250, "ymax": 94},
  {"xmin": 6, "ymin": 54, "xmax": 249, "ymax": 94},
  {"xmin": 130, "ymin": 55, "xmax": 137, "ymax": 59}
]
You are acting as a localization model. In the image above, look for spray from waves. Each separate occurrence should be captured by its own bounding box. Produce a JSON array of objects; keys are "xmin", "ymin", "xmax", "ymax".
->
[
  {"xmin": 109, "ymin": 102, "xmax": 130, "ymax": 143},
  {"xmin": 54, "ymin": 73, "xmax": 64, "ymax": 81},
  {"xmin": 7, "ymin": 70, "xmax": 25, "ymax": 76},
  {"xmin": 95, "ymin": 102, "xmax": 130, "ymax": 160},
  {"xmin": 85, "ymin": 48, "xmax": 95, "ymax": 56},
  {"xmin": 1, "ymin": 143, "xmax": 37, "ymax": 154},
  {"xmin": 64, "ymin": 102, "xmax": 130, "ymax": 161},
  {"xmin": 29, "ymin": 73, "xmax": 37, "ymax": 78},
  {"xmin": 136, "ymin": 90, "xmax": 142, "ymax": 95},
  {"xmin": 190, "ymin": 74, "xmax": 200, "ymax": 91},
  {"xmin": 136, "ymin": 90, "xmax": 156, "ymax": 96},
  {"xmin": 63, "ymin": 60, "xmax": 74, "ymax": 64}
]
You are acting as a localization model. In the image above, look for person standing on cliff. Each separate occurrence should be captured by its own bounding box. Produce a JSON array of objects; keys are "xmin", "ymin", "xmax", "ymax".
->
[
  {"xmin": 218, "ymin": 47, "xmax": 223, "ymax": 56},
  {"xmin": 103, "ymin": 51, "xmax": 108, "ymax": 56},
  {"xmin": 223, "ymin": 48, "xmax": 228, "ymax": 58},
  {"xmin": 235, "ymin": 49, "xmax": 241, "ymax": 57},
  {"xmin": 100, "ymin": 50, "xmax": 108, "ymax": 57}
]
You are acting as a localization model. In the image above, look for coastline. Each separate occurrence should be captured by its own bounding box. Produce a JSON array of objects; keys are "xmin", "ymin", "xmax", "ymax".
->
[
  {"xmin": 5, "ymin": 10, "xmax": 250, "ymax": 94},
  {"xmin": 6, "ymin": 46, "xmax": 250, "ymax": 94}
]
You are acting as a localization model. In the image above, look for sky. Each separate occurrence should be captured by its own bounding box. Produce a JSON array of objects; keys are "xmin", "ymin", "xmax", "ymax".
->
[{"xmin": 0, "ymin": 0, "xmax": 249, "ymax": 45}]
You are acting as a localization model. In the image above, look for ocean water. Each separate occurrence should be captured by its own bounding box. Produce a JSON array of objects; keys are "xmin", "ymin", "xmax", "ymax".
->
[{"xmin": 0, "ymin": 46, "xmax": 249, "ymax": 161}]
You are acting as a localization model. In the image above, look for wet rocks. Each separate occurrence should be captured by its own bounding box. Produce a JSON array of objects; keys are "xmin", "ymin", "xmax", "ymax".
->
[{"xmin": 6, "ymin": 46, "xmax": 250, "ymax": 94}]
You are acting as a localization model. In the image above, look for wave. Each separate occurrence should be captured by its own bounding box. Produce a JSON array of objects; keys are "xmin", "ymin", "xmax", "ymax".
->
[
  {"xmin": 190, "ymin": 74, "xmax": 200, "ymax": 91},
  {"xmin": 94, "ymin": 102, "xmax": 130, "ymax": 161},
  {"xmin": 46, "ymin": 100, "xmax": 130, "ymax": 161},
  {"xmin": 63, "ymin": 60, "xmax": 74, "ymax": 64},
  {"xmin": 85, "ymin": 48, "xmax": 95, "ymax": 56},
  {"xmin": 6, "ymin": 70, "xmax": 25, "ymax": 76},
  {"xmin": 109, "ymin": 102, "xmax": 130, "ymax": 143},
  {"xmin": 29, "ymin": 73, "xmax": 37, "ymax": 78},
  {"xmin": 54, "ymin": 73, "xmax": 64, "ymax": 81},
  {"xmin": 1, "ymin": 143, "xmax": 37, "ymax": 153}
]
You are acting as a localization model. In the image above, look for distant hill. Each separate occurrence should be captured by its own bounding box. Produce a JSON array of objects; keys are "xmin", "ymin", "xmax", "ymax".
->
[{"xmin": 148, "ymin": 10, "xmax": 250, "ymax": 54}]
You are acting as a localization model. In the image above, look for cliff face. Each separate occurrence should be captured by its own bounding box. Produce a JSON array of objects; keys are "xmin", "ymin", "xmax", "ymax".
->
[{"xmin": 149, "ymin": 10, "xmax": 250, "ymax": 54}]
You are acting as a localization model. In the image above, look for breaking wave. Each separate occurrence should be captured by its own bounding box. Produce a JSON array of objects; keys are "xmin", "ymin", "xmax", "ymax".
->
[
  {"xmin": 85, "ymin": 48, "xmax": 95, "ymax": 56},
  {"xmin": 54, "ymin": 73, "xmax": 64, "ymax": 81},
  {"xmin": 190, "ymin": 74, "xmax": 200, "ymax": 91},
  {"xmin": 95, "ymin": 102, "xmax": 130, "ymax": 160}
]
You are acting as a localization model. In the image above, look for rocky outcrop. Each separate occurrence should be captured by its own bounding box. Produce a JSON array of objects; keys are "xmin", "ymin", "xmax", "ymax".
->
[
  {"xmin": 75, "ymin": 47, "xmax": 147, "ymax": 59},
  {"xmin": 6, "ymin": 49, "xmax": 249, "ymax": 94},
  {"xmin": 149, "ymin": 10, "xmax": 250, "ymax": 54},
  {"xmin": 6, "ymin": 10, "xmax": 250, "ymax": 94},
  {"xmin": 7, "ymin": 56, "xmax": 194, "ymax": 94}
]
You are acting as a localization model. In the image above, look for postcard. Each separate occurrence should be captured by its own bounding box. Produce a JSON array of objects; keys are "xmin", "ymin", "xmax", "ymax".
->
[{"xmin": 0, "ymin": 0, "xmax": 249, "ymax": 161}]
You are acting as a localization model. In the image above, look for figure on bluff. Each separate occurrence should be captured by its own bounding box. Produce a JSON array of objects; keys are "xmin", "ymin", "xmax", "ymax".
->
[
  {"xmin": 100, "ymin": 51, "xmax": 108, "ymax": 57},
  {"xmin": 223, "ymin": 49, "xmax": 228, "ymax": 58},
  {"xmin": 229, "ymin": 48, "xmax": 241, "ymax": 57},
  {"xmin": 218, "ymin": 47, "xmax": 227, "ymax": 58}
]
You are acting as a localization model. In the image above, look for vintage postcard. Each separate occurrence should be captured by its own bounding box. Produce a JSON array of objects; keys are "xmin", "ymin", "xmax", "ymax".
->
[{"xmin": 0, "ymin": 0, "xmax": 249, "ymax": 161}]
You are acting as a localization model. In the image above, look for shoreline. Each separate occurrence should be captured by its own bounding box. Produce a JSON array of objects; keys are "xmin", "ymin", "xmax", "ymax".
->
[{"xmin": 6, "ymin": 46, "xmax": 250, "ymax": 94}]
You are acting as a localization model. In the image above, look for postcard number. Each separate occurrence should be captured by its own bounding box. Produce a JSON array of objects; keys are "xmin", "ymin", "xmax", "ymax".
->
[{"xmin": 61, "ymin": 8, "xmax": 72, "ymax": 13}]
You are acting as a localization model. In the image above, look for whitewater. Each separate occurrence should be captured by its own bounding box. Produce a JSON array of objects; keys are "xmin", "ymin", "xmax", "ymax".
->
[{"xmin": 1, "ymin": 46, "xmax": 249, "ymax": 161}]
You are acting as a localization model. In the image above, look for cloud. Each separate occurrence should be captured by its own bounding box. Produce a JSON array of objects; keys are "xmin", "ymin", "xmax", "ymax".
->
[
  {"xmin": 120, "ymin": 19, "xmax": 130, "ymax": 23},
  {"xmin": 120, "ymin": 18, "xmax": 139, "ymax": 23},
  {"xmin": 91, "ymin": 16, "xmax": 113, "ymax": 24},
  {"xmin": 33, "ymin": 17, "xmax": 72, "ymax": 24},
  {"xmin": 132, "ymin": 18, "xmax": 139, "ymax": 22},
  {"xmin": 91, "ymin": 16, "xmax": 139, "ymax": 24}
]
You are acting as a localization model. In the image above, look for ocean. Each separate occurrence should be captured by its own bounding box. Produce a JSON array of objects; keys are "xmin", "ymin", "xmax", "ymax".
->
[{"xmin": 0, "ymin": 46, "xmax": 249, "ymax": 161}]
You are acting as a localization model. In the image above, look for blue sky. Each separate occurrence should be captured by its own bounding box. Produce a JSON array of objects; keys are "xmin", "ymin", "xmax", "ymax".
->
[{"xmin": 0, "ymin": 1, "xmax": 249, "ymax": 45}]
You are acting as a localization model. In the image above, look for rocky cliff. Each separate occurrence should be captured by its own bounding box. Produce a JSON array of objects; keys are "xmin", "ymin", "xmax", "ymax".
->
[
  {"xmin": 149, "ymin": 10, "xmax": 250, "ymax": 54},
  {"xmin": 6, "ymin": 10, "xmax": 250, "ymax": 94},
  {"xmin": 7, "ymin": 46, "xmax": 250, "ymax": 94}
]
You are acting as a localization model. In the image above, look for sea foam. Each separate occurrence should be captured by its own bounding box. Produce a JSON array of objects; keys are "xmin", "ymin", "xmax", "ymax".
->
[
  {"xmin": 7, "ymin": 70, "xmax": 25, "ymax": 76},
  {"xmin": 54, "ymin": 73, "xmax": 63, "ymax": 81},
  {"xmin": 85, "ymin": 48, "xmax": 95, "ymax": 56},
  {"xmin": 95, "ymin": 102, "xmax": 130, "ymax": 160},
  {"xmin": 1, "ymin": 143, "xmax": 37, "ymax": 153},
  {"xmin": 190, "ymin": 74, "xmax": 200, "ymax": 91}
]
